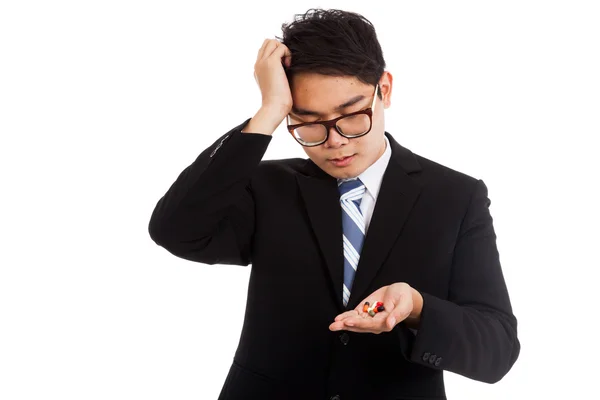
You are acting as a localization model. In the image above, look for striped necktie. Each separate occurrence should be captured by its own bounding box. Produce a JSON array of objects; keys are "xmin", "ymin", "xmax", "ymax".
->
[{"xmin": 337, "ymin": 178, "xmax": 366, "ymax": 307}]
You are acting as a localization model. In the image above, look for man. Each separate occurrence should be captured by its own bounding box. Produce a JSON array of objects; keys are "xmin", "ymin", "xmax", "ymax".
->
[{"xmin": 148, "ymin": 8, "xmax": 520, "ymax": 400}]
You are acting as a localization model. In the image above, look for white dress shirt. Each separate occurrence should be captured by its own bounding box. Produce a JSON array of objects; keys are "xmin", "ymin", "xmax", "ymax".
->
[{"xmin": 337, "ymin": 135, "xmax": 392, "ymax": 233}]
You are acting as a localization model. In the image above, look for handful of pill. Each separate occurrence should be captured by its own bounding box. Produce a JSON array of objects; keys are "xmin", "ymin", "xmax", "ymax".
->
[{"xmin": 363, "ymin": 301, "xmax": 385, "ymax": 317}]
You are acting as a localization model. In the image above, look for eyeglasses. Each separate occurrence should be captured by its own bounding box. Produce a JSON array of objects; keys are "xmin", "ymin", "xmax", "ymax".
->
[{"xmin": 286, "ymin": 84, "xmax": 380, "ymax": 147}]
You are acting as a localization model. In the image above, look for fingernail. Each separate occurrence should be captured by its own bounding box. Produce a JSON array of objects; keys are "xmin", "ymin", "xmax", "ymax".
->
[
  {"xmin": 345, "ymin": 321, "xmax": 354, "ymax": 326},
  {"xmin": 389, "ymin": 317, "xmax": 396, "ymax": 327}
]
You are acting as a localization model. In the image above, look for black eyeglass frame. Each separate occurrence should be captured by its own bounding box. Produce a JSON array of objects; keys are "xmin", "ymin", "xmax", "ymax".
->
[{"xmin": 286, "ymin": 84, "xmax": 380, "ymax": 147}]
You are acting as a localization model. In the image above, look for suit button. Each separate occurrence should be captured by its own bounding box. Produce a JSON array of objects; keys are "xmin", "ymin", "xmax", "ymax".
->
[
  {"xmin": 330, "ymin": 396, "xmax": 341, "ymax": 400},
  {"xmin": 429, "ymin": 354, "xmax": 437, "ymax": 364},
  {"xmin": 340, "ymin": 332, "xmax": 350, "ymax": 345},
  {"xmin": 434, "ymin": 357, "xmax": 442, "ymax": 366},
  {"xmin": 422, "ymin": 352, "xmax": 430, "ymax": 362}
]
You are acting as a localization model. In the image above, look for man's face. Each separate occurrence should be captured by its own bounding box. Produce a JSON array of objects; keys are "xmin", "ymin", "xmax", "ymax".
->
[{"xmin": 289, "ymin": 72, "xmax": 391, "ymax": 180}]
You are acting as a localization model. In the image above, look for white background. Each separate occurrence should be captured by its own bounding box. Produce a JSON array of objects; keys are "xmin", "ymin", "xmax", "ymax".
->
[{"xmin": 1, "ymin": 1, "xmax": 599, "ymax": 399}]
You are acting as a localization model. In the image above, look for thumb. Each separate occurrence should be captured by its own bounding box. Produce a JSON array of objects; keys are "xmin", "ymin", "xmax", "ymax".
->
[{"xmin": 386, "ymin": 294, "xmax": 412, "ymax": 329}]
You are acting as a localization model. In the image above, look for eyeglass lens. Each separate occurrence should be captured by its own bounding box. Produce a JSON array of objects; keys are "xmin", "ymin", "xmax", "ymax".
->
[{"xmin": 291, "ymin": 114, "xmax": 371, "ymax": 145}]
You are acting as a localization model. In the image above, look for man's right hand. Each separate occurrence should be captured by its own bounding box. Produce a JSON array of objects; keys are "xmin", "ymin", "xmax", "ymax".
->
[{"xmin": 242, "ymin": 39, "xmax": 293, "ymax": 136}]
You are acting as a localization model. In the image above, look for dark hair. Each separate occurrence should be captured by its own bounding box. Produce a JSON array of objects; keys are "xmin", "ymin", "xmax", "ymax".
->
[{"xmin": 277, "ymin": 8, "xmax": 385, "ymax": 99}]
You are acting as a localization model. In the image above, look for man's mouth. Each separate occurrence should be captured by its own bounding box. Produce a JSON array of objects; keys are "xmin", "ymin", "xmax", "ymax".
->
[
  {"xmin": 328, "ymin": 154, "xmax": 356, "ymax": 167},
  {"xmin": 330, "ymin": 154, "xmax": 355, "ymax": 161}
]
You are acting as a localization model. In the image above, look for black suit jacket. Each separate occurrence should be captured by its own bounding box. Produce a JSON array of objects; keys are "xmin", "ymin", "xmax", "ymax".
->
[{"xmin": 148, "ymin": 118, "xmax": 520, "ymax": 400}]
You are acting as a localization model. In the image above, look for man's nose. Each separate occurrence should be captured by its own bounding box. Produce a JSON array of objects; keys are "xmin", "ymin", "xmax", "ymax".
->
[{"xmin": 325, "ymin": 126, "xmax": 348, "ymax": 148}]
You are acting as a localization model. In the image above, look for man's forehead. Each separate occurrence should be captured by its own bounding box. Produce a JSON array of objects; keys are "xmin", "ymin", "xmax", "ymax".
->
[{"xmin": 290, "ymin": 81, "xmax": 374, "ymax": 117}]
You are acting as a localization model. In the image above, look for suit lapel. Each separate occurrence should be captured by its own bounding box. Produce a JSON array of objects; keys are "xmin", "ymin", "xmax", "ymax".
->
[
  {"xmin": 296, "ymin": 132, "xmax": 422, "ymax": 311},
  {"xmin": 296, "ymin": 162, "xmax": 344, "ymax": 309}
]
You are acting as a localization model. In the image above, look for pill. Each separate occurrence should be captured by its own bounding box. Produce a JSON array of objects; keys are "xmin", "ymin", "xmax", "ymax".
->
[
  {"xmin": 363, "ymin": 302, "xmax": 370, "ymax": 313},
  {"xmin": 368, "ymin": 310, "xmax": 376, "ymax": 317}
]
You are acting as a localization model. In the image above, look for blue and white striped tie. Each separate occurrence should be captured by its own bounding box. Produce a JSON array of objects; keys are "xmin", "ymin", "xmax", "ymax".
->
[{"xmin": 337, "ymin": 178, "xmax": 366, "ymax": 307}]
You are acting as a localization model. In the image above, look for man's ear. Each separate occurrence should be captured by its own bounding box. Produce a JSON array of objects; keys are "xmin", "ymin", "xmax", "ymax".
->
[{"xmin": 379, "ymin": 71, "xmax": 393, "ymax": 109}]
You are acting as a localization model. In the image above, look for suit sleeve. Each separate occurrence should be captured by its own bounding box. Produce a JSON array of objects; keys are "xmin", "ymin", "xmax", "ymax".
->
[
  {"xmin": 395, "ymin": 179, "xmax": 520, "ymax": 383},
  {"xmin": 147, "ymin": 118, "xmax": 272, "ymax": 265}
]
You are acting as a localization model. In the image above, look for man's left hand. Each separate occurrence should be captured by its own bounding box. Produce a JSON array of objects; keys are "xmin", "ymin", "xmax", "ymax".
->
[{"xmin": 329, "ymin": 282, "xmax": 423, "ymax": 334}]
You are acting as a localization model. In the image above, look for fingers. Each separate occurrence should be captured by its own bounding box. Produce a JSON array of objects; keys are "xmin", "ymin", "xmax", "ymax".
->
[
  {"xmin": 334, "ymin": 310, "xmax": 359, "ymax": 322},
  {"xmin": 274, "ymin": 43, "xmax": 292, "ymax": 67},
  {"xmin": 259, "ymin": 39, "xmax": 280, "ymax": 61},
  {"xmin": 256, "ymin": 38, "xmax": 270, "ymax": 62},
  {"xmin": 256, "ymin": 39, "xmax": 291, "ymax": 66},
  {"xmin": 260, "ymin": 40, "xmax": 279, "ymax": 61},
  {"xmin": 330, "ymin": 309, "xmax": 369, "ymax": 332},
  {"xmin": 329, "ymin": 320, "xmax": 346, "ymax": 331},
  {"xmin": 338, "ymin": 312, "xmax": 390, "ymax": 333}
]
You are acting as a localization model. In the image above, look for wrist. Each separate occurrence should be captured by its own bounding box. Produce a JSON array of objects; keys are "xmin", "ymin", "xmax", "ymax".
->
[
  {"xmin": 408, "ymin": 287, "xmax": 423, "ymax": 323},
  {"xmin": 241, "ymin": 107, "xmax": 286, "ymax": 136}
]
